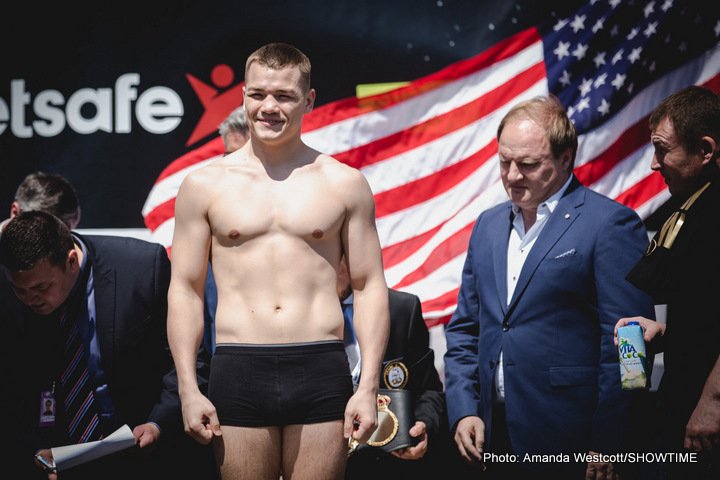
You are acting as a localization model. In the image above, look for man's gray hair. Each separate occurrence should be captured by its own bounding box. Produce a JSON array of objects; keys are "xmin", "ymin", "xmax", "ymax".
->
[
  {"xmin": 219, "ymin": 106, "xmax": 249, "ymax": 138},
  {"xmin": 14, "ymin": 171, "xmax": 81, "ymax": 228}
]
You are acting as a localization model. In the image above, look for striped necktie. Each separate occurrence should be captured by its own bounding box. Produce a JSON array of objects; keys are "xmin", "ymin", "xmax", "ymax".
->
[{"xmin": 59, "ymin": 301, "xmax": 102, "ymax": 443}]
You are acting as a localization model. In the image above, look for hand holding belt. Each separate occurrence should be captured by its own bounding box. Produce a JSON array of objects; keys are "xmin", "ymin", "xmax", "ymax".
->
[{"xmin": 348, "ymin": 359, "xmax": 418, "ymax": 455}]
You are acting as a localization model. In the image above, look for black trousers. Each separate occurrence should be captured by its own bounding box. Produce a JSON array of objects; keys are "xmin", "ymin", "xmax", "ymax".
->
[{"xmin": 485, "ymin": 403, "xmax": 585, "ymax": 480}]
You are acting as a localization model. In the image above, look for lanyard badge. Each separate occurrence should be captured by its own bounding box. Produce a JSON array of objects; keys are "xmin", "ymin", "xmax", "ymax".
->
[{"xmin": 39, "ymin": 384, "xmax": 56, "ymax": 427}]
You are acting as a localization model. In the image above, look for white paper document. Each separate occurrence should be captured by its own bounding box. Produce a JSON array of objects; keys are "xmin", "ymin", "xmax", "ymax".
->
[{"xmin": 51, "ymin": 424, "xmax": 136, "ymax": 471}]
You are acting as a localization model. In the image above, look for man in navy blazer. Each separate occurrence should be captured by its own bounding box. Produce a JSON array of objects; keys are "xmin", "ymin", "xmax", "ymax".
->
[
  {"xmin": 0, "ymin": 211, "xmax": 214, "ymax": 479},
  {"xmin": 444, "ymin": 96, "xmax": 654, "ymax": 479}
]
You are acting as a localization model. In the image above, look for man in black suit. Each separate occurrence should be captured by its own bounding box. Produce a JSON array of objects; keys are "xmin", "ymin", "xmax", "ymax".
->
[
  {"xmin": 0, "ymin": 211, "xmax": 214, "ymax": 479},
  {"xmin": 616, "ymin": 86, "xmax": 720, "ymax": 479},
  {"xmin": 1, "ymin": 171, "xmax": 81, "ymax": 232},
  {"xmin": 338, "ymin": 257, "xmax": 449, "ymax": 479}
]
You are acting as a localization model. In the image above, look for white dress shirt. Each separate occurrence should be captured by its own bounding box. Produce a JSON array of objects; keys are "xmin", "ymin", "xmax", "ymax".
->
[{"xmin": 495, "ymin": 175, "xmax": 573, "ymax": 403}]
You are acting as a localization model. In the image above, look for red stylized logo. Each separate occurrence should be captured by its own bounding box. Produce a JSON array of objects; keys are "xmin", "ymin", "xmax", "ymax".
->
[{"xmin": 185, "ymin": 64, "xmax": 244, "ymax": 147}]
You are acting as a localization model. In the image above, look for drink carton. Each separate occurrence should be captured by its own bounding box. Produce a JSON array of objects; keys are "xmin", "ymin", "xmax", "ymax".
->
[{"xmin": 617, "ymin": 322, "xmax": 648, "ymax": 390}]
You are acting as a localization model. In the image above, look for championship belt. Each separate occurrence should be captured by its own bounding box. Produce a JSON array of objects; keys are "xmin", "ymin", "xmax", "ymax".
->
[{"xmin": 348, "ymin": 360, "xmax": 418, "ymax": 455}]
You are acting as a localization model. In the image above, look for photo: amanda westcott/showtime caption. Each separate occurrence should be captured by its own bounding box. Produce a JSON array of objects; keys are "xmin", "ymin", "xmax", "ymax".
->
[{"xmin": 483, "ymin": 452, "xmax": 699, "ymax": 464}]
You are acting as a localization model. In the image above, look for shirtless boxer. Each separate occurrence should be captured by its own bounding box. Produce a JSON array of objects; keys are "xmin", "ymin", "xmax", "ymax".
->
[{"xmin": 167, "ymin": 42, "xmax": 390, "ymax": 480}]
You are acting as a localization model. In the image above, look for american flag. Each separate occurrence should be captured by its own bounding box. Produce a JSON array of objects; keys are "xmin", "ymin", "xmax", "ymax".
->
[{"xmin": 143, "ymin": 0, "xmax": 720, "ymax": 331}]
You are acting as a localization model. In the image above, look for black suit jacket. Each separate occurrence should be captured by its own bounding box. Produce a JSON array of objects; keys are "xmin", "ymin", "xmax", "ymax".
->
[
  {"xmin": 628, "ymin": 180, "xmax": 720, "ymax": 429},
  {"xmin": 0, "ymin": 234, "xmax": 213, "ymax": 479},
  {"xmin": 346, "ymin": 289, "xmax": 448, "ymax": 479}
]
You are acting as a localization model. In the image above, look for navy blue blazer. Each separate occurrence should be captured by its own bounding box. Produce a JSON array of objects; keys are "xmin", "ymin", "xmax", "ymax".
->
[{"xmin": 444, "ymin": 178, "xmax": 654, "ymax": 457}]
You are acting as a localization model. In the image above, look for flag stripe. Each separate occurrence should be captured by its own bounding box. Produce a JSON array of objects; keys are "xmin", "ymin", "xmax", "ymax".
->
[
  {"xmin": 374, "ymin": 139, "xmax": 498, "ymax": 218},
  {"xmin": 575, "ymin": 116, "xmax": 649, "ymax": 186},
  {"xmin": 303, "ymin": 34, "xmax": 544, "ymax": 154},
  {"xmin": 382, "ymin": 221, "xmax": 444, "ymax": 269},
  {"xmin": 333, "ymin": 62, "xmax": 545, "ymax": 171},
  {"xmin": 421, "ymin": 288, "xmax": 460, "ymax": 314},
  {"xmin": 372, "ymin": 82, "xmax": 548, "ymax": 250},
  {"xmin": 144, "ymin": 197, "xmax": 177, "ymax": 232},
  {"xmin": 155, "ymin": 137, "xmax": 224, "ymax": 182},
  {"xmin": 142, "ymin": 156, "xmax": 219, "ymax": 216},
  {"xmin": 376, "ymin": 157, "xmax": 502, "ymax": 250},
  {"xmin": 393, "ymin": 222, "xmax": 475, "ymax": 289},
  {"xmin": 615, "ymin": 171, "xmax": 667, "ymax": 211},
  {"xmin": 360, "ymin": 79, "xmax": 547, "ymax": 198},
  {"xmin": 302, "ymin": 28, "xmax": 542, "ymax": 134},
  {"xmin": 384, "ymin": 180, "xmax": 508, "ymax": 286},
  {"xmin": 399, "ymin": 253, "xmax": 466, "ymax": 302},
  {"xmin": 590, "ymin": 147, "xmax": 656, "ymax": 200}
]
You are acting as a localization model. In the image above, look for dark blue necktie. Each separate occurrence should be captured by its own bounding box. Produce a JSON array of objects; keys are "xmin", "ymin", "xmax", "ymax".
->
[{"xmin": 342, "ymin": 302, "xmax": 359, "ymax": 374}]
